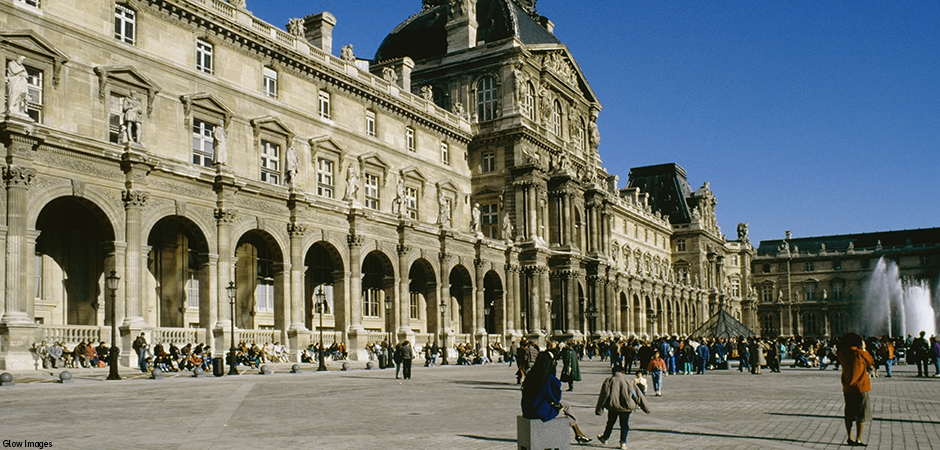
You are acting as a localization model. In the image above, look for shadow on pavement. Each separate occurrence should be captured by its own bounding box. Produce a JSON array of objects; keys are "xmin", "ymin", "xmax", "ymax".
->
[{"xmin": 767, "ymin": 412, "xmax": 940, "ymax": 425}]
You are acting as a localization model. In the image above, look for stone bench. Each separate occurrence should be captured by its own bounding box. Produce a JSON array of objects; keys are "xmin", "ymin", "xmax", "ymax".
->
[{"xmin": 516, "ymin": 415, "xmax": 570, "ymax": 450}]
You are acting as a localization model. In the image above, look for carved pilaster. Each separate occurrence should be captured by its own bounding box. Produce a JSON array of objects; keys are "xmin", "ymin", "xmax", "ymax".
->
[
  {"xmin": 287, "ymin": 222, "xmax": 308, "ymax": 238},
  {"xmin": 2, "ymin": 166, "xmax": 35, "ymax": 188},
  {"xmin": 347, "ymin": 234, "xmax": 364, "ymax": 248},
  {"xmin": 397, "ymin": 243, "xmax": 412, "ymax": 255}
]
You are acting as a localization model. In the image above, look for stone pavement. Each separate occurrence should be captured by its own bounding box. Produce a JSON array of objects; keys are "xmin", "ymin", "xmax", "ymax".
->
[{"xmin": 1, "ymin": 358, "xmax": 939, "ymax": 450}]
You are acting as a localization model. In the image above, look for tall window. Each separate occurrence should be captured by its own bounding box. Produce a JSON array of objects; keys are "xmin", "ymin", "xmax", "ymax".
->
[
  {"xmin": 406, "ymin": 127, "xmax": 415, "ymax": 152},
  {"xmin": 363, "ymin": 288, "xmax": 380, "ymax": 317},
  {"xmin": 365, "ymin": 111, "xmax": 376, "ymax": 137},
  {"xmin": 192, "ymin": 118, "xmax": 215, "ymax": 167},
  {"xmin": 114, "ymin": 4, "xmax": 136, "ymax": 45},
  {"xmin": 108, "ymin": 93, "xmax": 125, "ymax": 144},
  {"xmin": 481, "ymin": 203, "xmax": 498, "ymax": 238},
  {"xmin": 481, "ymin": 151, "xmax": 495, "ymax": 173},
  {"xmin": 440, "ymin": 142, "xmax": 449, "ymax": 165},
  {"xmin": 405, "ymin": 186, "xmax": 418, "ymax": 220},
  {"xmin": 552, "ymin": 100, "xmax": 561, "ymax": 135},
  {"xmin": 804, "ymin": 284, "xmax": 815, "ymax": 301},
  {"xmin": 25, "ymin": 67, "xmax": 43, "ymax": 123},
  {"xmin": 761, "ymin": 314, "xmax": 776, "ymax": 336},
  {"xmin": 804, "ymin": 262, "xmax": 814, "ymax": 272},
  {"xmin": 263, "ymin": 67, "xmax": 277, "ymax": 98},
  {"xmin": 260, "ymin": 140, "xmax": 280, "ymax": 185},
  {"xmin": 186, "ymin": 249, "xmax": 200, "ymax": 308},
  {"xmin": 476, "ymin": 76, "xmax": 497, "ymax": 122},
  {"xmin": 730, "ymin": 279, "xmax": 740, "ymax": 297},
  {"xmin": 803, "ymin": 313, "xmax": 818, "ymax": 335},
  {"xmin": 729, "ymin": 255, "xmax": 738, "ymax": 266},
  {"xmin": 19, "ymin": 0, "xmax": 41, "ymax": 7},
  {"xmin": 832, "ymin": 312, "xmax": 846, "ymax": 335},
  {"xmin": 255, "ymin": 279, "xmax": 274, "ymax": 312},
  {"xmin": 318, "ymin": 91, "xmax": 331, "ymax": 119},
  {"xmin": 316, "ymin": 158, "xmax": 334, "ymax": 198},
  {"xmin": 364, "ymin": 173, "xmax": 379, "ymax": 209},
  {"xmin": 761, "ymin": 285, "xmax": 774, "ymax": 303},
  {"xmin": 196, "ymin": 39, "xmax": 213, "ymax": 74},
  {"xmin": 524, "ymin": 82, "xmax": 535, "ymax": 119},
  {"xmin": 409, "ymin": 292, "xmax": 420, "ymax": 319},
  {"xmin": 832, "ymin": 281, "xmax": 844, "ymax": 300}
]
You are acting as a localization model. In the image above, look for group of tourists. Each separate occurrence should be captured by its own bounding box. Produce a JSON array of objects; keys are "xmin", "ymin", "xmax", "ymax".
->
[
  {"xmin": 300, "ymin": 342, "xmax": 348, "ymax": 364},
  {"xmin": 131, "ymin": 333, "xmax": 216, "ymax": 372},
  {"xmin": 34, "ymin": 340, "xmax": 111, "ymax": 369}
]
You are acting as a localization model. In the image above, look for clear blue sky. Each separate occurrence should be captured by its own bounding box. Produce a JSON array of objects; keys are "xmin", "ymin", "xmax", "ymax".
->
[{"xmin": 248, "ymin": 1, "xmax": 940, "ymax": 245}]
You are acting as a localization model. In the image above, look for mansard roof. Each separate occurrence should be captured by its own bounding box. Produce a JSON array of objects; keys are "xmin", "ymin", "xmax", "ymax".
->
[
  {"xmin": 627, "ymin": 163, "xmax": 695, "ymax": 225},
  {"xmin": 374, "ymin": 0, "xmax": 560, "ymax": 63},
  {"xmin": 756, "ymin": 227, "xmax": 940, "ymax": 257}
]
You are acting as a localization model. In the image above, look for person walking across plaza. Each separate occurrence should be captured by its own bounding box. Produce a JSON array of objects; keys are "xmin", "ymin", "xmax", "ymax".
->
[
  {"xmin": 879, "ymin": 337, "xmax": 895, "ymax": 378},
  {"xmin": 521, "ymin": 351, "xmax": 592, "ymax": 444},
  {"xmin": 647, "ymin": 350, "xmax": 667, "ymax": 396},
  {"xmin": 401, "ymin": 340, "xmax": 414, "ymax": 379},
  {"xmin": 560, "ymin": 343, "xmax": 581, "ymax": 391},
  {"xmin": 912, "ymin": 331, "xmax": 930, "ymax": 377},
  {"xmin": 595, "ymin": 364, "xmax": 651, "ymax": 450},
  {"xmin": 930, "ymin": 336, "xmax": 940, "ymax": 377},
  {"xmin": 837, "ymin": 332, "xmax": 873, "ymax": 447}
]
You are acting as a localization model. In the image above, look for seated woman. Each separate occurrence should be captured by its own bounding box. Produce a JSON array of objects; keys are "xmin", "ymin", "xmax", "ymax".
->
[{"xmin": 521, "ymin": 351, "xmax": 592, "ymax": 444}]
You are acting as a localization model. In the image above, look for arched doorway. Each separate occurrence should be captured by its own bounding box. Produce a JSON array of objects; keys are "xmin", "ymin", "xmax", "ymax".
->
[
  {"xmin": 620, "ymin": 292, "xmax": 629, "ymax": 333},
  {"xmin": 362, "ymin": 250, "xmax": 395, "ymax": 338},
  {"xmin": 35, "ymin": 197, "xmax": 116, "ymax": 326},
  {"xmin": 448, "ymin": 265, "xmax": 473, "ymax": 337},
  {"xmin": 146, "ymin": 216, "xmax": 210, "ymax": 329},
  {"xmin": 234, "ymin": 230, "xmax": 284, "ymax": 330},
  {"xmin": 409, "ymin": 259, "xmax": 437, "ymax": 340},
  {"xmin": 304, "ymin": 241, "xmax": 344, "ymax": 330},
  {"xmin": 483, "ymin": 270, "xmax": 503, "ymax": 335}
]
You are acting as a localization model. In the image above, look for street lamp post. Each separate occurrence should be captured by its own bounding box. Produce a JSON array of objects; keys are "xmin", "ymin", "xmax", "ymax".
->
[
  {"xmin": 784, "ymin": 230, "xmax": 794, "ymax": 337},
  {"xmin": 316, "ymin": 285, "xmax": 327, "ymax": 371},
  {"xmin": 586, "ymin": 304, "xmax": 598, "ymax": 338},
  {"xmin": 226, "ymin": 281, "xmax": 239, "ymax": 375},
  {"xmin": 385, "ymin": 297, "xmax": 393, "ymax": 368},
  {"xmin": 647, "ymin": 310, "xmax": 659, "ymax": 338},
  {"xmin": 439, "ymin": 299, "xmax": 448, "ymax": 365},
  {"xmin": 106, "ymin": 270, "xmax": 121, "ymax": 381}
]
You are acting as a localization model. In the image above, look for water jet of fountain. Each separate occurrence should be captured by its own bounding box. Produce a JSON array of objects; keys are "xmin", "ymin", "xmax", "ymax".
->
[{"xmin": 860, "ymin": 257, "xmax": 937, "ymax": 338}]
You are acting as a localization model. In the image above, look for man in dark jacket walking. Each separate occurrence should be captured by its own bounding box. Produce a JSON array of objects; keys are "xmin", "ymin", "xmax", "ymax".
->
[{"xmin": 595, "ymin": 364, "xmax": 651, "ymax": 450}]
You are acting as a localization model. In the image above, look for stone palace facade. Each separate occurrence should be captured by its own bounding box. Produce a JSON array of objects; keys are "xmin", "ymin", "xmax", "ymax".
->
[{"xmin": 0, "ymin": 0, "xmax": 755, "ymax": 369}]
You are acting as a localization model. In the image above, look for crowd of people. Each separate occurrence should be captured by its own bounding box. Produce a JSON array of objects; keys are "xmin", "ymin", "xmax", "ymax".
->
[{"xmin": 34, "ymin": 340, "xmax": 111, "ymax": 369}]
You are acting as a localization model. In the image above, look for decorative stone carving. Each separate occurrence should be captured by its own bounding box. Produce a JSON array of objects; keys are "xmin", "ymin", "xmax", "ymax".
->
[
  {"xmin": 287, "ymin": 222, "xmax": 307, "ymax": 237},
  {"xmin": 341, "ymin": 44, "xmax": 355, "ymax": 63},
  {"xmin": 451, "ymin": 102, "xmax": 465, "ymax": 118},
  {"xmin": 6, "ymin": 56, "xmax": 30, "ymax": 119},
  {"xmin": 285, "ymin": 144, "xmax": 299, "ymax": 187},
  {"xmin": 448, "ymin": 0, "xmax": 465, "ymax": 19},
  {"xmin": 214, "ymin": 208, "xmax": 237, "ymax": 224},
  {"xmin": 175, "ymin": 200, "xmax": 187, "ymax": 216},
  {"xmin": 344, "ymin": 162, "xmax": 359, "ymax": 202},
  {"xmin": 71, "ymin": 179, "xmax": 85, "ymax": 197},
  {"xmin": 287, "ymin": 18, "xmax": 305, "ymax": 37},
  {"xmin": 541, "ymin": 51, "xmax": 578, "ymax": 87},
  {"xmin": 737, "ymin": 223, "xmax": 749, "ymax": 242},
  {"xmin": 2, "ymin": 166, "xmax": 35, "ymax": 187},
  {"xmin": 397, "ymin": 243, "xmax": 412, "ymax": 255},
  {"xmin": 256, "ymin": 216, "xmax": 265, "ymax": 231},
  {"xmin": 347, "ymin": 234, "xmax": 364, "ymax": 248},
  {"xmin": 588, "ymin": 107, "xmax": 600, "ymax": 152},
  {"xmin": 420, "ymin": 85, "xmax": 434, "ymax": 101},
  {"xmin": 437, "ymin": 189, "xmax": 451, "ymax": 227},
  {"xmin": 122, "ymin": 189, "xmax": 149, "ymax": 208},
  {"xmin": 502, "ymin": 212, "xmax": 513, "ymax": 242},
  {"xmin": 229, "ymin": 0, "xmax": 246, "ymax": 9},
  {"xmin": 393, "ymin": 174, "xmax": 405, "ymax": 216},
  {"xmin": 470, "ymin": 203, "xmax": 480, "ymax": 234},
  {"xmin": 382, "ymin": 67, "xmax": 398, "ymax": 84}
]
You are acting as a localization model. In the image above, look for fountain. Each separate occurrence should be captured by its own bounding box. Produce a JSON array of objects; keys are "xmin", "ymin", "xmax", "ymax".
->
[{"xmin": 860, "ymin": 257, "xmax": 938, "ymax": 338}]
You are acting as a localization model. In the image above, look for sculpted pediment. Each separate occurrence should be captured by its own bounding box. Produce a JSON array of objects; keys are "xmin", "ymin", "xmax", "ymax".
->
[
  {"xmin": 532, "ymin": 47, "xmax": 599, "ymax": 105},
  {"xmin": 250, "ymin": 115, "xmax": 295, "ymax": 140},
  {"xmin": 309, "ymin": 135, "xmax": 347, "ymax": 161},
  {"xmin": 0, "ymin": 30, "xmax": 69, "ymax": 86},
  {"xmin": 93, "ymin": 65, "xmax": 162, "ymax": 115},
  {"xmin": 180, "ymin": 93, "xmax": 234, "ymax": 126}
]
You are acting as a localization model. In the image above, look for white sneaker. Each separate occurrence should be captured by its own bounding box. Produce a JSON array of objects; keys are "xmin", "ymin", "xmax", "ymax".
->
[{"xmin": 620, "ymin": 444, "xmax": 629, "ymax": 450}]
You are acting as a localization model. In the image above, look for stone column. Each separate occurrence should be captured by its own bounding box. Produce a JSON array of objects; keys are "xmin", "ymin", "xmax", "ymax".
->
[
  {"xmin": 213, "ymin": 208, "xmax": 236, "ymax": 359},
  {"xmin": 474, "ymin": 258, "xmax": 486, "ymax": 344},
  {"xmin": 562, "ymin": 193, "xmax": 572, "ymax": 246},
  {"xmin": 347, "ymin": 234, "xmax": 366, "ymax": 360},
  {"xmin": 120, "ymin": 189, "xmax": 148, "ymax": 328},
  {"xmin": 397, "ymin": 244, "xmax": 413, "ymax": 341},
  {"xmin": 0, "ymin": 156, "xmax": 38, "ymax": 370},
  {"xmin": 527, "ymin": 187, "xmax": 537, "ymax": 241},
  {"xmin": 525, "ymin": 268, "xmax": 540, "ymax": 336},
  {"xmin": 565, "ymin": 271, "xmax": 578, "ymax": 336},
  {"xmin": 504, "ymin": 264, "xmax": 515, "ymax": 337},
  {"xmin": 539, "ymin": 267, "xmax": 550, "ymax": 335},
  {"xmin": 288, "ymin": 223, "xmax": 308, "ymax": 332}
]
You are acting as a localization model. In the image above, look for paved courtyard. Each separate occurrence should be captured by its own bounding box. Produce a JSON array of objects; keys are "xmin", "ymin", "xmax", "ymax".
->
[{"xmin": 1, "ymin": 358, "xmax": 939, "ymax": 450}]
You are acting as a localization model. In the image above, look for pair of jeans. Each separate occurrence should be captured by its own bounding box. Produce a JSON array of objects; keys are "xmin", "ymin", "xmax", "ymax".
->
[
  {"xmin": 650, "ymin": 370, "xmax": 663, "ymax": 393},
  {"xmin": 600, "ymin": 411, "xmax": 631, "ymax": 444},
  {"xmin": 885, "ymin": 358, "xmax": 894, "ymax": 376}
]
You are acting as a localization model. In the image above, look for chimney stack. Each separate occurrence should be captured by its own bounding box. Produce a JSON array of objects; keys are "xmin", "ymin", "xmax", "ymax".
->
[
  {"xmin": 304, "ymin": 12, "xmax": 336, "ymax": 55},
  {"xmin": 445, "ymin": 0, "xmax": 478, "ymax": 52}
]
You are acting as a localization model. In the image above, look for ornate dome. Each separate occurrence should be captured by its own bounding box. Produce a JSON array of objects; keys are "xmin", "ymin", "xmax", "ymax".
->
[{"xmin": 374, "ymin": 0, "xmax": 560, "ymax": 63}]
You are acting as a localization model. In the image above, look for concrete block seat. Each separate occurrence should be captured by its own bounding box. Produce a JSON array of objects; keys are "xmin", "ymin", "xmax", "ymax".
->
[{"xmin": 516, "ymin": 415, "xmax": 570, "ymax": 450}]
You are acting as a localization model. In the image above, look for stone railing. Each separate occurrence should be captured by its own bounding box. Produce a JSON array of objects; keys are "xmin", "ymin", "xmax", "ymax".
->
[
  {"xmin": 309, "ymin": 331, "xmax": 344, "ymax": 346},
  {"xmin": 40, "ymin": 325, "xmax": 102, "ymax": 346},
  {"xmin": 239, "ymin": 329, "xmax": 276, "ymax": 344},
  {"xmin": 152, "ymin": 327, "xmax": 199, "ymax": 345}
]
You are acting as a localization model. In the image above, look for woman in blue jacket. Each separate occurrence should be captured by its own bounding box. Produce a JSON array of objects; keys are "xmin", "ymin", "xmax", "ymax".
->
[{"xmin": 521, "ymin": 351, "xmax": 591, "ymax": 444}]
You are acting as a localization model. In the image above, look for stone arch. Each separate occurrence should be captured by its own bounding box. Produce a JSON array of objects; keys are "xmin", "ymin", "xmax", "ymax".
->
[
  {"xmin": 483, "ymin": 270, "xmax": 503, "ymax": 335},
  {"xmin": 141, "ymin": 203, "xmax": 217, "ymax": 255},
  {"xmin": 409, "ymin": 258, "xmax": 438, "ymax": 333},
  {"xmin": 233, "ymin": 229, "xmax": 286, "ymax": 330},
  {"xmin": 448, "ymin": 264, "xmax": 474, "ymax": 338},
  {"xmin": 34, "ymin": 196, "xmax": 118, "ymax": 326},
  {"xmin": 145, "ymin": 214, "xmax": 212, "ymax": 329},
  {"xmin": 304, "ymin": 240, "xmax": 346, "ymax": 330},
  {"xmin": 362, "ymin": 249, "xmax": 396, "ymax": 335},
  {"xmin": 28, "ymin": 185, "xmax": 124, "ymax": 241}
]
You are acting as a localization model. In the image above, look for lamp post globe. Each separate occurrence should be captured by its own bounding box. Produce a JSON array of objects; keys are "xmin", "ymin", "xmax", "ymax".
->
[
  {"xmin": 105, "ymin": 271, "xmax": 121, "ymax": 381},
  {"xmin": 226, "ymin": 281, "xmax": 239, "ymax": 375}
]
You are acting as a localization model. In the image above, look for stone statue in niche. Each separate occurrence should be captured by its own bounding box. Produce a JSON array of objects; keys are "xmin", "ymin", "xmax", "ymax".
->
[
  {"xmin": 213, "ymin": 121, "xmax": 227, "ymax": 165},
  {"xmin": 285, "ymin": 144, "xmax": 299, "ymax": 187},
  {"xmin": 451, "ymin": 102, "xmax": 465, "ymax": 118},
  {"xmin": 470, "ymin": 203, "xmax": 481, "ymax": 234},
  {"xmin": 341, "ymin": 44, "xmax": 355, "ymax": 62},
  {"xmin": 437, "ymin": 190, "xmax": 451, "ymax": 227},
  {"xmin": 502, "ymin": 212, "xmax": 513, "ymax": 241},
  {"xmin": 588, "ymin": 108, "xmax": 600, "ymax": 152},
  {"xmin": 5, "ymin": 55, "xmax": 29, "ymax": 118},
  {"xmin": 287, "ymin": 18, "xmax": 305, "ymax": 37},
  {"xmin": 122, "ymin": 90, "xmax": 143, "ymax": 144},
  {"xmin": 382, "ymin": 67, "xmax": 398, "ymax": 84},
  {"xmin": 344, "ymin": 163, "xmax": 360, "ymax": 202},
  {"xmin": 393, "ymin": 175, "xmax": 405, "ymax": 215}
]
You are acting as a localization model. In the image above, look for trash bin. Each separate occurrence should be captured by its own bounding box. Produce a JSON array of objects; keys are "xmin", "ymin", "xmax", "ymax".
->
[{"xmin": 213, "ymin": 358, "xmax": 224, "ymax": 377}]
